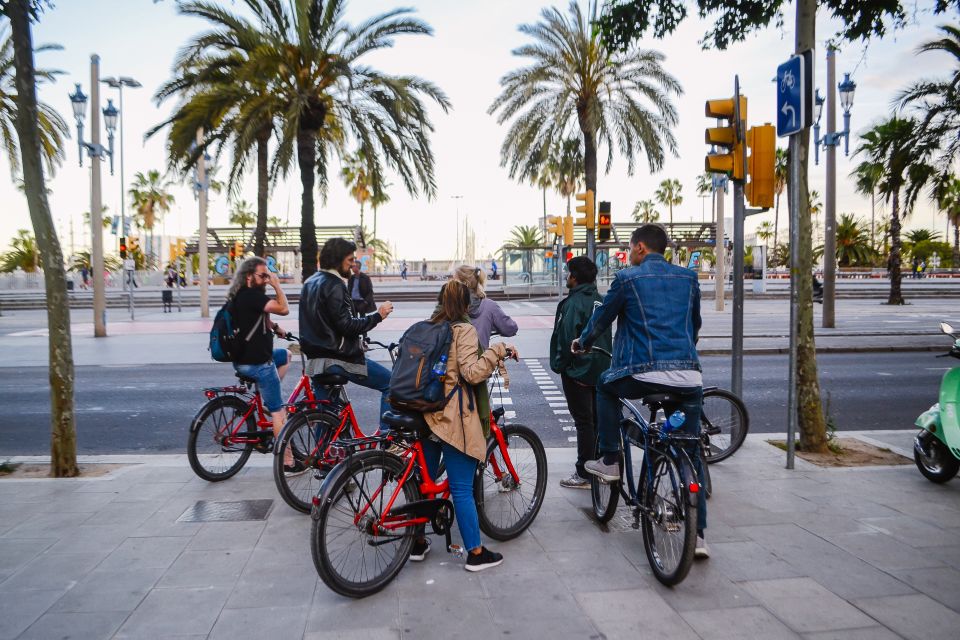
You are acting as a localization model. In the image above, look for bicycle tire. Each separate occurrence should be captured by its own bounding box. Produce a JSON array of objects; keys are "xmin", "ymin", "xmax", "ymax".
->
[
  {"xmin": 701, "ymin": 388, "xmax": 749, "ymax": 464},
  {"xmin": 273, "ymin": 410, "xmax": 339, "ymax": 513},
  {"xmin": 311, "ymin": 450, "xmax": 419, "ymax": 598},
  {"xmin": 639, "ymin": 450, "xmax": 697, "ymax": 587},
  {"xmin": 187, "ymin": 395, "xmax": 255, "ymax": 481},
  {"xmin": 475, "ymin": 424, "xmax": 548, "ymax": 541}
]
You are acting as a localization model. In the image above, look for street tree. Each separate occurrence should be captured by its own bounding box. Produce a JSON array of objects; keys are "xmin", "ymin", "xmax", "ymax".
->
[
  {"xmin": 128, "ymin": 169, "xmax": 176, "ymax": 266},
  {"xmin": 932, "ymin": 175, "xmax": 960, "ymax": 268},
  {"xmin": 854, "ymin": 116, "xmax": 936, "ymax": 305},
  {"xmin": 589, "ymin": 0, "xmax": 960, "ymax": 452},
  {"xmin": 632, "ymin": 199, "xmax": 659, "ymax": 223},
  {"xmin": 552, "ymin": 138, "xmax": 584, "ymax": 215},
  {"xmin": 851, "ymin": 160, "xmax": 884, "ymax": 250},
  {"xmin": 773, "ymin": 147, "xmax": 788, "ymax": 254},
  {"xmin": 229, "ymin": 199, "xmax": 256, "ymax": 232},
  {"xmin": 834, "ymin": 214, "xmax": 876, "ymax": 267},
  {"xmin": 340, "ymin": 149, "xmax": 372, "ymax": 234},
  {"xmin": 507, "ymin": 224, "xmax": 541, "ymax": 276},
  {"xmin": 756, "ymin": 221, "xmax": 774, "ymax": 251},
  {"xmin": 1, "ymin": 0, "xmax": 77, "ymax": 476},
  {"xmin": 0, "ymin": 228, "xmax": 38, "ymax": 271},
  {"xmin": 490, "ymin": 1, "xmax": 682, "ymax": 255},
  {"xmin": 655, "ymin": 177, "xmax": 683, "ymax": 226}
]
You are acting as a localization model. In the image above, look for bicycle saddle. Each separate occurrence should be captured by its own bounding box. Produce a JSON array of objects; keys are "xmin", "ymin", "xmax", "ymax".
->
[
  {"xmin": 641, "ymin": 393, "xmax": 682, "ymax": 409},
  {"xmin": 382, "ymin": 410, "xmax": 428, "ymax": 437},
  {"xmin": 311, "ymin": 372, "xmax": 349, "ymax": 386},
  {"xmin": 235, "ymin": 373, "xmax": 257, "ymax": 386}
]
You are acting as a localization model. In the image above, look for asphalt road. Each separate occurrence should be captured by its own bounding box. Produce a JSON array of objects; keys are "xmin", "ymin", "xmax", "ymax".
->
[{"xmin": 0, "ymin": 351, "xmax": 943, "ymax": 456}]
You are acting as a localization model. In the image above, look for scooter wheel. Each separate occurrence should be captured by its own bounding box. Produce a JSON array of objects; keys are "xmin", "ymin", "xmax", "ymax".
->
[{"xmin": 914, "ymin": 431, "xmax": 960, "ymax": 484}]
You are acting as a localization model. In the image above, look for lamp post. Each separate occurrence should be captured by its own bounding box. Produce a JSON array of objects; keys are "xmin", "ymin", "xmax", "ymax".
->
[
  {"xmin": 101, "ymin": 76, "xmax": 140, "ymax": 250},
  {"xmin": 68, "ymin": 56, "xmax": 116, "ymax": 338},
  {"xmin": 813, "ymin": 46, "xmax": 856, "ymax": 328}
]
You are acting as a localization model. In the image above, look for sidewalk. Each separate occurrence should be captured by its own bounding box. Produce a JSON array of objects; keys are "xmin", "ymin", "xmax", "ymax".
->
[{"xmin": 2, "ymin": 430, "xmax": 959, "ymax": 639}]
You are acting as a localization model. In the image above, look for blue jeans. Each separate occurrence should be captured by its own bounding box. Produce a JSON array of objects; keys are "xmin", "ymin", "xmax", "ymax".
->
[
  {"xmin": 422, "ymin": 438, "xmax": 482, "ymax": 551},
  {"xmin": 234, "ymin": 348, "xmax": 288, "ymax": 412},
  {"xmin": 312, "ymin": 359, "xmax": 392, "ymax": 430},
  {"xmin": 596, "ymin": 376, "xmax": 706, "ymax": 532}
]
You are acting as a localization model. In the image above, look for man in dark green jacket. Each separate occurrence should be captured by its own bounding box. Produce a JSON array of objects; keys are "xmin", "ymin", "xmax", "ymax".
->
[{"xmin": 550, "ymin": 257, "xmax": 612, "ymax": 488}]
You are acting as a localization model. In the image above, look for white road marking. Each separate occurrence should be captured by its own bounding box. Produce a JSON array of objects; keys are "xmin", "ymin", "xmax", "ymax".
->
[
  {"xmin": 542, "ymin": 391, "xmax": 563, "ymax": 396},
  {"xmin": 553, "ymin": 409, "xmax": 571, "ymax": 415},
  {"xmin": 549, "ymin": 402, "xmax": 567, "ymax": 408},
  {"xmin": 497, "ymin": 398, "xmax": 513, "ymax": 405},
  {"xmin": 877, "ymin": 372, "xmax": 894, "ymax": 376},
  {"xmin": 567, "ymin": 436, "xmax": 578, "ymax": 442},
  {"xmin": 505, "ymin": 411, "xmax": 516, "ymax": 419},
  {"xmin": 562, "ymin": 426, "xmax": 576, "ymax": 431}
]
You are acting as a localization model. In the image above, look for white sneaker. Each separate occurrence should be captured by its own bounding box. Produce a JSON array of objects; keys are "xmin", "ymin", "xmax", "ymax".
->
[{"xmin": 695, "ymin": 536, "xmax": 710, "ymax": 559}]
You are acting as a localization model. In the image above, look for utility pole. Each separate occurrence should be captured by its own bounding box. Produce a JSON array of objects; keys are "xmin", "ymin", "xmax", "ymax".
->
[
  {"xmin": 197, "ymin": 128, "xmax": 210, "ymax": 318},
  {"xmin": 715, "ymin": 180, "xmax": 726, "ymax": 311},
  {"xmin": 89, "ymin": 55, "xmax": 106, "ymax": 338},
  {"xmin": 822, "ymin": 45, "xmax": 838, "ymax": 328}
]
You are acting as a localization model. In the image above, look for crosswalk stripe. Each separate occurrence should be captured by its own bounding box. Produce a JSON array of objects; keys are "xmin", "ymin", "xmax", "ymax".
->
[
  {"xmin": 505, "ymin": 411, "xmax": 516, "ymax": 419},
  {"xmin": 548, "ymin": 403, "xmax": 567, "ymax": 408},
  {"xmin": 567, "ymin": 436, "xmax": 578, "ymax": 442},
  {"xmin": 553, "ymin": 409, "xmax": 571, "ymax": 415},
  {"xmin": 562, "ymin": 426, "xmax": 576, "ymax": 431}
]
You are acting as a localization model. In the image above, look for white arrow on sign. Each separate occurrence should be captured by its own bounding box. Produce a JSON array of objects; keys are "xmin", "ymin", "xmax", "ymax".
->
[{"xmin": 781, "ymin": 101, "xmax": 797, "ymax": 127}]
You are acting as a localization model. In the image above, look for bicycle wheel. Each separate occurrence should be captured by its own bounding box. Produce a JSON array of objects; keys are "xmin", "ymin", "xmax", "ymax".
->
[
  {"xmin": 475, "ymin": 424, "xmax": 548, "ymax": 541},
  {"xmin": 187, "ymin": 395, "xmax": 255, "ymax": 481},
  {"xmin": 701, "ymin": 388, "xmax": 749, "ymax": 464},
  {"xmin": 312, "ymin": 450, "xmax": 419, "ymax": 598},
  {"xmin": 639, "ymin": 450, "xmax": 697, "ymax": 587},
  {"xmin": 273, "ymin": 410, "xmax": 339, "ymax": 513}
]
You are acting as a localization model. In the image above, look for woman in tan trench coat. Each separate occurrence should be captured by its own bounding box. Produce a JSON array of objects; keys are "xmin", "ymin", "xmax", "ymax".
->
[{"xmin": 410, "ymin": 281, "xmax": 519, "ymax": 572}]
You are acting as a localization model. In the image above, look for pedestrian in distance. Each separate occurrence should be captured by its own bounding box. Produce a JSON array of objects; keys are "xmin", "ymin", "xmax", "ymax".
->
[
  {"xmin": 228, "ymin": 257, "xmax": 293, "ymax": 465},
  {"xmin": 409, "ymin": 280, "xmax": 520, "ymax": 571},
  {"xmin": 421, "ymin": 258, "xmax": 428, "ymax": 281},
  {"xmin": 550, "ymin": 256, "xmax": 611, "ymax": 489},
  {"xmin": 300, "ymin": 238, "xmax": 395, "ymax": 431},
  {"xmin": 573, "ymin": 223, "xmax": 710, "ymax": 558},
  {"xmin": 400, "ymin": 259, "xmax": 408, "ymax": 281},
  {"xmin": 452, "ymin": 265, "xmax": 517, "ymax": 349},
  {"xmin": 80, "ymin": 265, "xmax": 90, "ymax": 290},
  {"xmin": 490, "ymin": 258, "xmax": 498, "ymax": 280},
  {"xmin": 348, "ymin": 259, "xmax": 376, "ymax": 315}
]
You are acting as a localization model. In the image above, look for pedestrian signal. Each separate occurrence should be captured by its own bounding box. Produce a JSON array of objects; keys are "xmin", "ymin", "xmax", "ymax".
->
[{"xmin": 597, "ymin": 202, "xmax": 612, "ymax": 242}]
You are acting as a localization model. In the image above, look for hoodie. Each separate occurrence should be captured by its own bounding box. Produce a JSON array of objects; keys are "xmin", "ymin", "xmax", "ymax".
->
[{"xmin": 467, "ymin": 295, "xmax": 518, "ymax": 349}]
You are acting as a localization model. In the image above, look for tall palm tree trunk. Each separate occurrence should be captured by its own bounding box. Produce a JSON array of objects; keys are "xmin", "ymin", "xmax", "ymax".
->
[
  {"xmin": 581, "ymin": 122, "xmax": 598, "ymax": 253},
  {"xmin": 254, "ymin": 128, "xmax": 269, "ymax": 257},
  {"xmin": 298, "ymin": 128, "xmax": 318, "ymax": 280},
  {"xmin": 870, "ymin": 190, "xmax": 876, "ymax": 251},
  {"xmin": 795, "ymin": 0, "xmax": 828, "ymax": 453},
  {"xmin": 888, "ymin": 191, "xmax": 904, "ymax": 305},
  {"xmin": 8, "ymin": 0, "xmax": 79, "ymax": 477},
  {"xmin": 773, "ymin": 192, "xmax": 780, "ymax": 258},
  {"xmin": 953, "ymin": 220, "xmax": 959, "ymax": 272}
]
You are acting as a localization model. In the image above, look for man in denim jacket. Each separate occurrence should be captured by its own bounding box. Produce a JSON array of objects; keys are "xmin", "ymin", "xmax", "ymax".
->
[{"xmin": 573, "ymin": 224, "xmax": 709, "ymax": 558}]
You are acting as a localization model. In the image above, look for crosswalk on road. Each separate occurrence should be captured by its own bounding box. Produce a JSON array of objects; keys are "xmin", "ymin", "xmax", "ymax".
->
[{"xmin": 523, "ymin": 359, "xmax": 576, "ymax": 442}]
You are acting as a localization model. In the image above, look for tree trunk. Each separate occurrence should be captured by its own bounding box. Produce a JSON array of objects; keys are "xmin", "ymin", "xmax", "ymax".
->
[
  {"xmin": 580, "ymin": 111, "xmax": 597, "ymax": 258},
  {"xmin": 359, "ymin": 202, "xmax": 365, "ymax": 244},
  {"xmin": 795, "ymin": 0, "xmax": 828, "ymax": 453},
  {"xmin": 298, "ymin": 128, "xmax": 318, "ymax": 280},
  {"xmin": 253, "ymin": 128, "xmax": 269, "ymax": 257},
  {"xmin": 953, "ymin": 219, "xmax": 959, "ymax": 272},
  {"xmin": 773, "ymin": 191, "xmax": 780, "ymax": 259},
  {"xmin": 888, "ymin": 190, "xmax": 904, "ymax": 305},
  {"xmin": 870, "ymin": 190, "xmax": 876, "ymax": 251},
  {"xmin": 8, "ymin": 0, "xmax": 79, "ymax": 477}
]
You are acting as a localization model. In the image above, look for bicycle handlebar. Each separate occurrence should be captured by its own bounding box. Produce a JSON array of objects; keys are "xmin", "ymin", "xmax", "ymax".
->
[
  {"xmin": 573, "ymin": 345, "xmax": 612, "ymax": 358},
  {"xmin": 364, "ymin": 338, "xmax": 399, "ymax": 353}
]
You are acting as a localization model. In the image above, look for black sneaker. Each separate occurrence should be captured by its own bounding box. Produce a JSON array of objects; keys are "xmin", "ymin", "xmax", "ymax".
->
[
  {"xmin": 464, "ymin": 547, "xmax": 503, "ymax": 572},
  {"xmin": 410, "ymin": 538, "xmax": 431, "ymax": 562}
]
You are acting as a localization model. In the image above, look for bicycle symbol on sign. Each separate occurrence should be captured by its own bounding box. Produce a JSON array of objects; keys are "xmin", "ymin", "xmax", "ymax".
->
[{"xmin": 780, "ymin": 69, "xmax": 796, "ymax": 93}]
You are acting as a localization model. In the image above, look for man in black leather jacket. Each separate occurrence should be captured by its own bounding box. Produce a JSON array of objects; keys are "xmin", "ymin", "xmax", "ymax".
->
[{"xmin": 300, "ymin": 238, "xmax": 394, "ymax": 429}]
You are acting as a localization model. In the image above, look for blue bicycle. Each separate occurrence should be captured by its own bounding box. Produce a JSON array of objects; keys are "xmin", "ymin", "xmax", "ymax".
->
[{"xmin": 587, "ymin": 350, "xmax": 702, "ymax": 586}]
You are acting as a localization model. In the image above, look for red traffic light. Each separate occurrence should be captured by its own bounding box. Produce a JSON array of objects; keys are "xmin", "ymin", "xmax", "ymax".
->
[
  {"xmin": 598, "ymin": 213, "xmax": 611, "ymax": 226},
  {"xmin": 615, "ymin": 251, "xmax": 627, "ymax": 262},
  {"xmin": 565, "ymin": 251, "xmax": 573, "ymax": 262}
]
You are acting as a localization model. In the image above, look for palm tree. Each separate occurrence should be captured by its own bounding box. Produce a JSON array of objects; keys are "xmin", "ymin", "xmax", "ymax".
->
[
  {"xmin": 0, "ymin": 228, "xmax": 39, "ymax": 271},
  {"xmin": 809, "ymin": 189, "xmax": 823, "ymax": 245},
  {"xmin": 655, "ymin": 178, "xmax": 683, "ymax": 227},
  {"xmin": 128, "ymin": 170, "xmax": 176, "ymax": 265},
  {"xmin": 854, "ymin": 116, "xmax": 936, "ymax": 305},
  {"xmin": 933, "ymin": 175, "xmax": 960, "ymax": 269},
  {"xmin": 360, "ymin": 226, "xmax": 392, "ymax": 269},
  {"xmin": 695, "ymin": 173, "xmax": 711, "ymax": 222},
  {"xmin": 340, "ymin": 149, "xmax": 372, "ymax": 233},
  {"xmin": 507, "ymin": 224, "xmax": 541, "ymax": 275},
  {"xmin": 552, "ymin": 138, "xmax": 583, "ymax": 215},
  {"xmin": 0, "ymin": 25, "xmax": 68, "ymax": 180},
  {"xmin": 490, "ymin": 1, "xmax": 681, "ymax": 255},
  {"xmin": 756, "ymin": 221, "xmax": 774, "ymax": 250},
  {"xmin": 370, "ymin": 188, "xmax": 390, "ymax": 249},
  {"xmin": 834, "ymin": 214, "xmax": 876, "ymax": 267},
  {"xmin": 851, "ymin": 160, "xmax": 883, "ymax": 250},
  {"xmin": 229, "ymin": 199, "xmax": 256, "ymax": 233},
  {"xmin": 773, "ymin": 147, "xmax": 788, "ymax": 254},
  {"xmin": 632, "ymin": 199, "xmax": 659, "ymax": 223}
]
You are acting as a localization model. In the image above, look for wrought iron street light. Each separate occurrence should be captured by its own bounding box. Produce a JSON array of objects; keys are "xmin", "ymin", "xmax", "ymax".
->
[
  {"xmin": 814, "ymin": 73, "xmax": 856, "ymax": 164},
  {"xmin": 68, "ymin": 83, "xmax": 116, "ymax": 174}
]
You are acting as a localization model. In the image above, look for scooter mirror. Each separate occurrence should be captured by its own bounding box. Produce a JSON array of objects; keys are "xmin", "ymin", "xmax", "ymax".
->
[{"xmin": 941, "ymin": 322, "xmax": 955, "ymax": 335}]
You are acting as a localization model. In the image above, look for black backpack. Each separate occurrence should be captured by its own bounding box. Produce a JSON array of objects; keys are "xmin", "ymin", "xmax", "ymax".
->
[
  {"xmin": 209, "ymin": 299, "xmax": 261, "ymax": 363},
  {"xmin": 389, "ymin": 320, "xmax": 458, "ymax": 412}
]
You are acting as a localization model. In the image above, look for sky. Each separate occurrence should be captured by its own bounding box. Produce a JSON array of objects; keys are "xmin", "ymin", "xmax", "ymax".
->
[{"xmin": 1, "ymin": 0, "xmax": 957, "ymax": 260}]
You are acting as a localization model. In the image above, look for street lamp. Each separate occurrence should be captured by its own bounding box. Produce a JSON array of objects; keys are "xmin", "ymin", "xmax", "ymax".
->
[
  {"xmin": 68, "ymin": 83, "xmax": 116, "ymax": 174},
  {"xmin": 814, "ymin": 74, "xmax": 856, "ymax": 165},
  {"xmin": 101, "ymin": 76, "xmax": 140, "ymax": 239}
]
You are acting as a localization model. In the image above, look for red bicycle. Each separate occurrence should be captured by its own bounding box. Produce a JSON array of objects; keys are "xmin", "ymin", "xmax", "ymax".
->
[
  {"xmin": 272, "ymin": 339, "xmax": 397, "ymax": 513},
  {"xmin": 310, "ymin": 402, "xmax": 547, "ymax": 598}
]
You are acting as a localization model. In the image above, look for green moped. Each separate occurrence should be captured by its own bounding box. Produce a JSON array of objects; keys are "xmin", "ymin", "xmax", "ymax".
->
[{"xmin": 914, "ymin": 322, "xmax": 960, "ymax": 483}]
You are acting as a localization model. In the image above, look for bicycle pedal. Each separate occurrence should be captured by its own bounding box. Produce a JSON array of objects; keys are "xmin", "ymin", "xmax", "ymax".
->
[{"xmin": 447, "ymin": 544, "xmax": 465, "ymax": 558}]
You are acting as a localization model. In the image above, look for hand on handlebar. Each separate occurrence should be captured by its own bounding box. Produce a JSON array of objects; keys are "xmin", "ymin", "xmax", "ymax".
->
[{"xmin": 503, "ymin": 344, "xmax": 519, "ymax": 362}]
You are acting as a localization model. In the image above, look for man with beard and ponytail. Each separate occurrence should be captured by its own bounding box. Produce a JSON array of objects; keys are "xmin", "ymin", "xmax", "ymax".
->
[
  {"xmin": 229, "ymin": 257, "xmax": 292, "ymax": 464},
  {"xmin": 300, "ymin": 237, "xmax": 395, "ymax": 431}
]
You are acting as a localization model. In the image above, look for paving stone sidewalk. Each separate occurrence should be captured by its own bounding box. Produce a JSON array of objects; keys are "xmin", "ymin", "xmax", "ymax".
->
[{"xmin": 2, "ymin": 430, "xmax": 959, "ymax": 639}]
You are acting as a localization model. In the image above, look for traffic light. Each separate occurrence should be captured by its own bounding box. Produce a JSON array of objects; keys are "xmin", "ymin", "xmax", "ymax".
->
[
  {"xmin": 597, "ymin": 201, "xmax": 612, "ymax": 242},
  {"xmin": 745, "ymin": 124, "xmax": 776, "ymax": 209},
  {"xmin": 119, "ymin": 236, "xmax": 127, "ymax": 259},
  {"xmin": 574, "ymin": 189, "xmax": 595, "ymax": 229},
  {"xmin": 563, "ymin": 215, "xmax": 574, "ymax": 246},
  {"xmin": 546, "ymin": 215, "xmax": 564, "ymax": 238},
  {"xmin": 705, "ymin": 96, "xmax": 747, "ymax": 181}
]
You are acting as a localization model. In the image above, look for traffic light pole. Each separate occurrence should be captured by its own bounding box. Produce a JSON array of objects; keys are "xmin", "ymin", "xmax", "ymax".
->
[
  {"xmin": 732, "ymin": 182, "xmax": 745, "ymax": 400},
  {"xmin": 586, "ymin": 229, "xmax": 596, "ymax": 262},
  {"xmin": 715, "ymin": 183, "xmax": 725, "ymax": 311}
]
